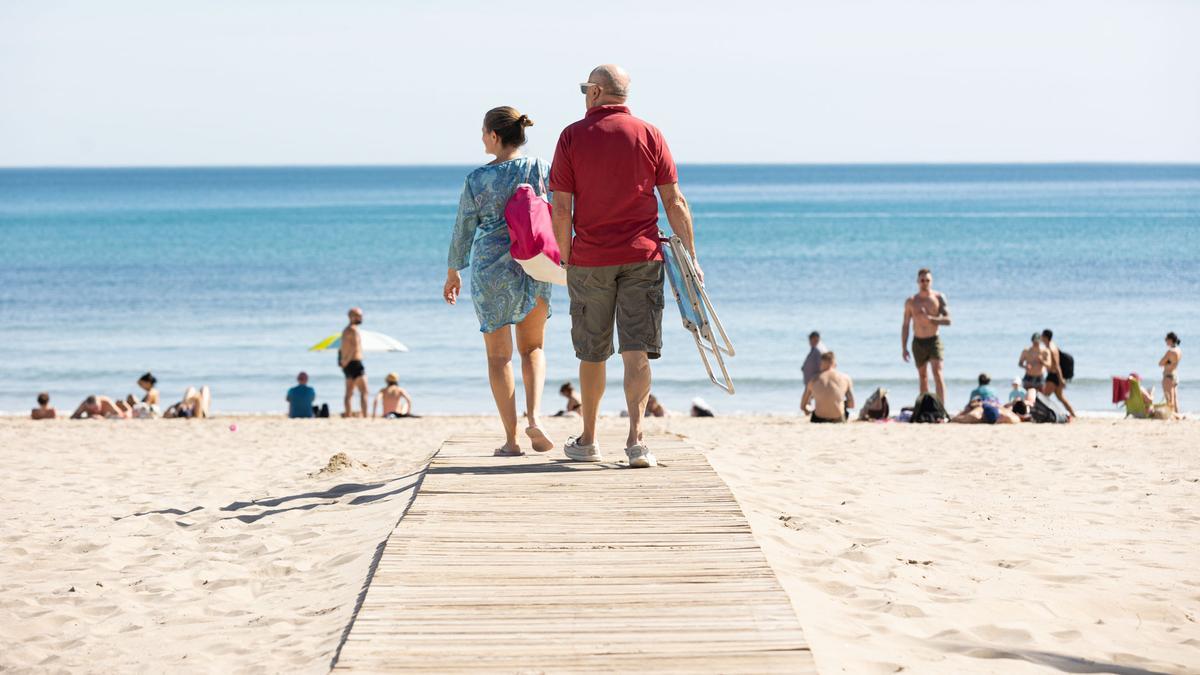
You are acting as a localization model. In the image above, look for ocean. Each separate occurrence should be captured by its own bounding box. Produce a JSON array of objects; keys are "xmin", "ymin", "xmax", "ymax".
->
[{"xmin": 1, "ymin": 164, "xmax": 1197, "ymax": 416}]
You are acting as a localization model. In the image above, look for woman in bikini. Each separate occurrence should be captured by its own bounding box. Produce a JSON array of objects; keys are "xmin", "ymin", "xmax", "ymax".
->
[{"xmin": 1159, "ymin": 332, "xmax": 1182, "ymax": 414}]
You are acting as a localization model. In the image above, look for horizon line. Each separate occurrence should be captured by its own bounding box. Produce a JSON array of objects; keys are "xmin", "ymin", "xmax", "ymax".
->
[{"xmin": 3, "ymin": 160, "xmax": 1200, "ymax": 171}]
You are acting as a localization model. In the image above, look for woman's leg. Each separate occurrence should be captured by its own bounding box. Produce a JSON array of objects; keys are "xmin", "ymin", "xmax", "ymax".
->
[
  {"xmin": 1054, "ymin": 384, "xmax": 1077, "ymax": 417},
  {"xmin": 515, "ymin": 298, "xmax": 550, "ymax": 430},
  {"xmin": 482, "ymin": 326, "xmax": 519, "ymax": 451},
  {"xmin": 516, "ymin": 298, "xmax": 553, "ymax": 452}
]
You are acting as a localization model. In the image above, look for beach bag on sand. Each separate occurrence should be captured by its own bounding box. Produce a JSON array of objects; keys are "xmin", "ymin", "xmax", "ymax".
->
[
  {"xmin": 1059, "ymin": 350, "xmax": 1075, "ymax": 381},
  {"xmin": 858, "ymin": 387, "xmax": 890, "ymax": 421},
  {"xmin": 1030, "ymin": 392, "xmax": 1068, "ymax": 424},
  {"xmin": 505, "ymin": 183, "xmax": 566, "ymax": 286},
  {"xmin": 911, "ymin": 393, "xmax": 949, "ymax": 423}
]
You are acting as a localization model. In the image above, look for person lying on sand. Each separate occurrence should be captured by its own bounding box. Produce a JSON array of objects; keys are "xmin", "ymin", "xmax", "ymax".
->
[
  {"xmin": 71, "ymin": 395, "xmax": 129, "ymax": 419},
  {"xmin": 164, "ymin": 386, "xmax": 211, "ymax": 418},
  {"xmin": 953, "ymin": 396, "xmax": 1021, "ymax": 424},
  {"xmin": 31, "ymin": 392, "xmax": 57, "ymax": 420},
  {"xmin": 372, "ymin": 372, "xmax": 414, "ymax": 418}
]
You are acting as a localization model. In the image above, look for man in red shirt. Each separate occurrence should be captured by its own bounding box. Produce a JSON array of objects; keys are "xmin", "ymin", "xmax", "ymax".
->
[{"xmin": 550, "ymin": 64, "xmax": 700, "ymax": 469}]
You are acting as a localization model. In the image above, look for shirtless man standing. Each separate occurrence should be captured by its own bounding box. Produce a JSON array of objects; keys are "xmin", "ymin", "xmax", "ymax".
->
[
  {"xmin": 801, "ymin": 351, "xmax": 855, "ymax": 423},
  {"xmin": 1040, "ymin": 329, "xmax": 1077, "ymax": 418},
  {"xmin": 1018, "ymin": 333, "xmax": 1051, "ymax": 392},
  {"xmin": 1159, "ymin": 331, "xmax": 1182, "ymax": 414},
  {"xmin": 901, "ymin": 268, "xmax": 951, "ymax": 402},
  {"xmin": 339, "ymin": 307, "xmax": 368, "ymax": 418}
]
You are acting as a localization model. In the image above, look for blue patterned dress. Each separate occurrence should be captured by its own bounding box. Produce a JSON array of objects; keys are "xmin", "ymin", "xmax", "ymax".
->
[{"xmin": 447, "ymin": 156, "xmax": 554, "ymax": 333}]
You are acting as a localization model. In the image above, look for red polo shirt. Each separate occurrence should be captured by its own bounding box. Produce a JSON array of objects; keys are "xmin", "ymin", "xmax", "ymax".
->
[{"xmin": 549, "ymin": 105, "xmax": 678, "ymax": 267}]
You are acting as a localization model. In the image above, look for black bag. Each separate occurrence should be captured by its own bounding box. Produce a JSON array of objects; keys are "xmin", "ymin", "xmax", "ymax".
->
[
  {"xmin": 1059, "ymin": 351, "xmax": 1075, "ymax": 381},
  {"xmin": 1030, "ymin": 392, "xmax": 1068, "ymax": 423},
  {"xmin": 911, "ymin": 393, "xmax": 949, "ymax": 423}
]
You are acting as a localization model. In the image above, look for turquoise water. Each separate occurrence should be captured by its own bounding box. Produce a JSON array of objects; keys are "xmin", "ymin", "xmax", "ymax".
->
[{"xmin": 1, "ymin": 164, "xmax": 1197, "ymax": 415}]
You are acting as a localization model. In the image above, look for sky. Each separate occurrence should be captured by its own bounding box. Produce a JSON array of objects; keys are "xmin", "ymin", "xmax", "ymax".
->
[{"xmin": 1, "ymin": 0, "xmax": 1198, "ymax": 166}]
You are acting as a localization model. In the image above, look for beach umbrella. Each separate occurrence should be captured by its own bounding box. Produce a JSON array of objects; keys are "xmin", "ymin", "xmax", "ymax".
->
[{"xmin": 309, "ymin": 330, "xmax": 409, "ymax": 353}]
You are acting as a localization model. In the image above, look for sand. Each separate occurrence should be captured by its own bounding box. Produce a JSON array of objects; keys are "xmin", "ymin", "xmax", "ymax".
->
[{"xmin": 1, "ymin": 415, "xmax": 1197, "ymax": 673}]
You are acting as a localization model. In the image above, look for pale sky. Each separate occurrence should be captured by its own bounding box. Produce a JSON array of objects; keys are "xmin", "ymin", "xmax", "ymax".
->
[{"xmin": 2, "ymin": 0, "xmax": 1198, "ymax": 166}]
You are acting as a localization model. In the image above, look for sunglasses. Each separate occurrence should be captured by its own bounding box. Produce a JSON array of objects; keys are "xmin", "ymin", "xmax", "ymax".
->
[{"xmin": 579, "ymin": 82, "xmax": 597, "ymax": 94}]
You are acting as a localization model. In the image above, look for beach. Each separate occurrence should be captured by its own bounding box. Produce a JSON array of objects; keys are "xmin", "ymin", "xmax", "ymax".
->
[{"xmin": 2, "ymin": 415, "xmax": 1196, "ymax": 673}]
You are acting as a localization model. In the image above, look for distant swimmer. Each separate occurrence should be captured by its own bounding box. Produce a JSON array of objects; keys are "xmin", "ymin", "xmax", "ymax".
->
[
  {"xmin": 31, "ymin": 392, "xmax": 57, "ymax": 420},
  {"xmin": 340, "ymin": 307, "xmax": 369, "ymax": 418},
  {"xmin": 901, "ymin": 268, "xmax": 951, "ymax": 403},
  {"xmin": 1040, "ymin": 329, "xmax": 1077, "ymax": 418},
  {"xmin": 1018, "ymin": 333, "xmax": 1051, "ymax": 392},
  {"xmin": 1159, "ymin": 331, "xmax": 1182, "ymax": 414},
  {"xmin": 801, "ymin": 351, "xmax": 855, "ymax": 423},
  {"xmin": 71, "ymin": 395, "xmax": 128, "ymax": 419},
  {"xmin": 373, "ymin": 372, "xmax": 414, "ymax": 419}
]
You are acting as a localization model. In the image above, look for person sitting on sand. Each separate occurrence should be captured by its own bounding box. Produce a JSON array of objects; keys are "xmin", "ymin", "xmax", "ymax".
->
[
  {"xmin": 31, "ymin": 392, "xmax": 57, "ymax": 420},
  {"xmin": 1159, "ymin": 332, "xmax": 1182, "ymax": 414},
  {"xmin": 646, "ymin": 394, "xmax": 666, "ymax": 418},
  {"xmin": 554, "ymin": 382, "xmax": 583, "ymax": 417},
  {"xmin": 122, "ymin": 372, "xmax": 161, "ymax": 418},
  {"xmin": 952, "ymin": 396, "xmax": 1021, "ymax": 424},
  {"xmin": 801, "ymin": 351, "xmax": 855, "ymax": 423},
  {"xmin": 967, "ymin": 373, "xmax": 999, "ymax": 405},
  {"xmin": 1007, "ymin": 378, "xmax": 1025, "ymax": 404},
  {"xmin": 164, "ymin": 386, "xmax": 211, "ymax": 419},
  {"xmin": 71, "ymin": 395, "xmax": 128, "ymax": 419},
  {"xmin": 372, "ymin": 372, "xmax": 414, "ymax": 419},
  {"xmin": 287, "ymin": 371, "xmax": 316, "ymax": 418}
]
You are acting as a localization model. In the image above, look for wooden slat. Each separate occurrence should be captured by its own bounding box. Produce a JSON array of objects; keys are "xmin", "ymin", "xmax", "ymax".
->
[{"xmin": 332, "ymin": 433, "xmax": 814, "ymax": 673}]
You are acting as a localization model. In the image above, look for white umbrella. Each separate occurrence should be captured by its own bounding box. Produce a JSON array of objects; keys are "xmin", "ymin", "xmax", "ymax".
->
[{"xmin": 309, "ymin": 330, "xmax": 409, "ymax": 353}]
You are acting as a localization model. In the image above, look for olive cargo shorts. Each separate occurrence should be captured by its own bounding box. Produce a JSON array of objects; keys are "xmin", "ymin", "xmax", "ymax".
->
[{"xmin": 567, "ymin": 261, "xmax": 665, "ymax": 362}]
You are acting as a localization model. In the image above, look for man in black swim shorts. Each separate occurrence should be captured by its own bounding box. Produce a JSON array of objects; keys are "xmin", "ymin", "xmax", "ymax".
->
[{"xmin": 339, "ymin": 307, "xmax": 369, "ymax": 417}]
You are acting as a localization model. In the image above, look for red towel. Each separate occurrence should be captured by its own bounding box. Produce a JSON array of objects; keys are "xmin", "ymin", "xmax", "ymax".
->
[{"xmin": 1112, "ymin": 376, "xmax": 1130, "ymax": 404}]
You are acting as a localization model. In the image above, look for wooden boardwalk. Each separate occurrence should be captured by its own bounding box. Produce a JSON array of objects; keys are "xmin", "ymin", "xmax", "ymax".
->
[{"xmin": 333, "ymin": 433, "xmax": 815, "ymax": 673}]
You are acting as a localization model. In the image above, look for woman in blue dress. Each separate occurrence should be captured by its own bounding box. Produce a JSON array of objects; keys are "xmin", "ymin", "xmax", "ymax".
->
[{"xmin": 444, "ymin": 106, "xmax": 554, "ymax": 456}]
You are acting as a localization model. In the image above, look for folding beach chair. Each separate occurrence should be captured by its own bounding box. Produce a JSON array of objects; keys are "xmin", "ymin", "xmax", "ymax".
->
[
  {"xmin": 1124, "ymin": 377, "xmax": 1171, "ymax": 419},
  {"xmin": 660, "ymin": 234, "xmax": 736, "ymax": 394}
]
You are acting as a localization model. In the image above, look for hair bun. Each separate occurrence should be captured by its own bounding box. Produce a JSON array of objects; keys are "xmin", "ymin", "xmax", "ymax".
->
[{"xmin": 518, "ymin": 114, "xmax": 534, "ymax": 128}]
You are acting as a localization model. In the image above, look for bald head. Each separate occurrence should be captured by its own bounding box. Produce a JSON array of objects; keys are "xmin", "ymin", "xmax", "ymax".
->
[{"xmin": 589, "ymin": 64, "xmax": 630, "ymax": 99}]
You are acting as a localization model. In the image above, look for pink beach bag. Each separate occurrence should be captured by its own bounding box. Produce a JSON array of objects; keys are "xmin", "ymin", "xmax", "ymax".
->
[{"xmin": 504, "ymin": 182, "xmax": 566, "ymax": 286}]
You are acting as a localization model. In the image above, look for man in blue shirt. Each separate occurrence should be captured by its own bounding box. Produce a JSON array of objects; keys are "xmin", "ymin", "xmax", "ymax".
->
[{"xmin": 287, "ymin": 372, "xmax": 316, "ymax": 418}]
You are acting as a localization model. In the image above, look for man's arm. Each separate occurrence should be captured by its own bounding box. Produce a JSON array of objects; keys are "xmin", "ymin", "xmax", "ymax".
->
[
  {"xmin": 928, "ymin": 293, "xmax": 952, "ymax": 326},
  {"xmin": 657, "ymin": 183, "xmax": 701, "ymax": 282},
  {"xmin": 800, "ymin": 382, "xmax": 813, "ymax": 413},
  {"xmin": 371, "ymin": 392, "xmax": 380, "ymax": 418},
  {"xmin": 552, "ymin": 191, "xmax": 574, "ymax": 265},
  {"xmin": 901, "ymin": 301, "xmax": 912, "ymax": 361},
  {"xmin": 845, "ymin": 380, "xmax": 856, "ymax": 411}
]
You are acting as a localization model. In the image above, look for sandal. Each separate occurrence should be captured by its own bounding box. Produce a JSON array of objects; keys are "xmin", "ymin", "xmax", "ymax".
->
[{"xmin": 525, "ymin": 426, "xmax": 554, "ymax": 453}]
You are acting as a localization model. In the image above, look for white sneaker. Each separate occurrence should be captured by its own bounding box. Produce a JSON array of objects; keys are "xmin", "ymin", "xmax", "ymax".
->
[
  {"xmin": 625, "ymin": 444, "xmax": 657, "ymax": 468},
  {"xmin": 564, "ymin": 437, "xmax": 602, "ymax": 462}
]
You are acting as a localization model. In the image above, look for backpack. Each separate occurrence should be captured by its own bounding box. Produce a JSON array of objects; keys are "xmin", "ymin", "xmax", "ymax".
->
[
  {"xmin": 858, "ymin": 387, "xmax": 890, "ymax": 421},
  {"xmin": 1059, "ymin": 350, "xmax": 1075, "ymax": 381},
  {"xmin": 504, "ymin": 166, "xmax": 566, "ymax": 286},
  {"xmin": 1030, "ymin": 392, "xmax": 1068, "ymax": 423},
  {"xmin": 911, "ymin": 393, "xmax": 949, "ymax": 423}
]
